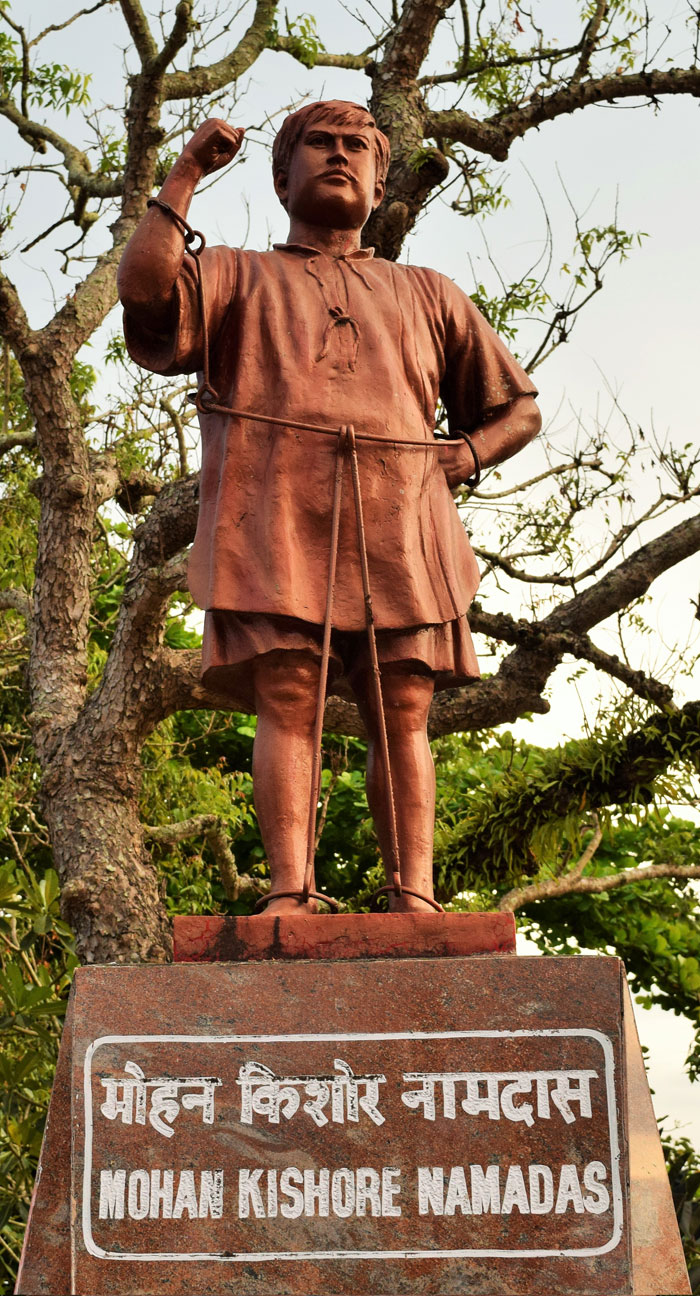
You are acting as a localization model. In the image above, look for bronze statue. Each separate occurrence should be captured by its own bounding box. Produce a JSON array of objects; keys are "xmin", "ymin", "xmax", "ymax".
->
[{"xmin": 118, "ymin": 101, "xmax": 541, "ymax": 915}]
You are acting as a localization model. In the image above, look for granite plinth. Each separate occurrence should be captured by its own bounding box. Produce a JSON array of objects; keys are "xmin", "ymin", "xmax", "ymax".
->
[
  {"xmin": 173, "ymin": 910, "xmax": 517, "ymax": 963},
  {"xmin": 15, "ymin": 925, "xmax": 689, "ymax": 1296}
]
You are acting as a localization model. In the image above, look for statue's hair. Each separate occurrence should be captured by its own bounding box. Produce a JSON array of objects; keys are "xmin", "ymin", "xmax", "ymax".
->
[{"xmin": 272, "ymin": 100, "xmax": 390, "ymax": 188}]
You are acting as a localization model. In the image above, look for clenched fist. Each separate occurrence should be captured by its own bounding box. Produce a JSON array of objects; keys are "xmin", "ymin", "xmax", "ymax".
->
[{"xmin": 182, "ymin": 119, "xmax": 245, "ymax": 178}]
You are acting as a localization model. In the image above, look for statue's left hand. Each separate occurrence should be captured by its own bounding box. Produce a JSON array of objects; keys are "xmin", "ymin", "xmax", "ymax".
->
[{"xmin": 437, "ymin": 438, "xmax": 478, "ymax": 491}]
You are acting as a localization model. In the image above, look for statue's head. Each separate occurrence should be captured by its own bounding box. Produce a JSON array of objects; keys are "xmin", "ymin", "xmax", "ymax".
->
[{"xmin": 272, "ymin": 100, "xmax": 390, "ymax": 230}]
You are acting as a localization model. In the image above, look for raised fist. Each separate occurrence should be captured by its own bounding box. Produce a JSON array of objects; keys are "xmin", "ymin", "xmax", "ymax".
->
[{"xmin": 183, "ymin": 119, "xmax": 244, "ymax": 178}]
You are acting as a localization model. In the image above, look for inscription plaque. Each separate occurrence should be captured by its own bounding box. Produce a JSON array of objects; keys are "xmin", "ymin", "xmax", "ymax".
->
[
  {"xmin": 85, "ymin": 1027, "xmax": 621, "ymax": 1266},
  {"xmin": 73, "ymin": 956, "xmax": 630, "ymax": 1294},
  {"xmin": 16, "ymin": 944, "xmax": 691, "ymax": 1296}
]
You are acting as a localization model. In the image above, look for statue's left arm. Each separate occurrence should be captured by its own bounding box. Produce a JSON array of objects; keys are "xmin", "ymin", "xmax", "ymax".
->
[
  {"xmin": 439, "ymin": 394, "xmax": 541, "ymax": 490},
  {"xmin": 437, "ymin": 275, "xmax": 542, "ymax": 490}
]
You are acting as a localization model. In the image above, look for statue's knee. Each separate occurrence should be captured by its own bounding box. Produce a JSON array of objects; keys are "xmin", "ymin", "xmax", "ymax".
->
[
  {"xmin": 363, "ymin": 671, "xmax": 434, "ymax": 737},
  {"xmin": 254, "ymin": 652, "xmax": 320, "ymax": 729}
]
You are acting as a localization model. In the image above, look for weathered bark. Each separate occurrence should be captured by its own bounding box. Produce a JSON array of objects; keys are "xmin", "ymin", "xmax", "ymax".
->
[
  {"xmin": 425, "ymin": 66, "xmax": 700, "ymax": 162},
  {"xmin": 22, "ymin": 349, "xmax": 175, "ymax": 961},
  {"xmin": 25, "ymin": 370, "xmax": 93, "ymax": 735},
  {"xmin": 4, "ymin": 16, "xmax": 188, "ymax": 963},
  {"xmin": 364, "ymin": 0, "xmax": 452, "ymax": 258},
  {"xmin": 40, "ymin": 743, "xmax": 172, "ymax": 964}
]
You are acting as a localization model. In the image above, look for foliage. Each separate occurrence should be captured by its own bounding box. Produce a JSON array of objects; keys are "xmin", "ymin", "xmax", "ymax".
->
[
  {"xmin": 517, "ymin": 818, "xmax": 700, "ymax": 1073},
  {"xmin": 0, "ymin": 776, "xmax": 76, "ymax": 1291},
  {"xmin": 0, "ymin": 30, "xmax": 91, "ymax": 109},
  {"xmin": 266, "ymin": 12, "xmax": 325, "ymax": 68},
  {"xmin": 663, "ymin": 1132, "xmax": 700, "ymax": 1292}
]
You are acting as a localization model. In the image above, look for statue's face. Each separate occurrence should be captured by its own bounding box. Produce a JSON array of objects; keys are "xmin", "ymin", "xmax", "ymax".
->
[{"xmin": 274, "ymin": 117, "xmax": 385, "ymax": 230}]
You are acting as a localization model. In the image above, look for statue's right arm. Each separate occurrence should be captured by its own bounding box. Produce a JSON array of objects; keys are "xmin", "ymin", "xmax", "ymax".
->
[{"xmin": 117, "ymin": 120, "xmax": 244, "ymax": 334}]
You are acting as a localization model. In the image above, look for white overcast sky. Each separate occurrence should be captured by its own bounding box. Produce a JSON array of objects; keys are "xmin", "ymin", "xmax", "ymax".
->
[{"xmin": 3, "ymin": 0, "xmax": 699, "ymax": 1138}]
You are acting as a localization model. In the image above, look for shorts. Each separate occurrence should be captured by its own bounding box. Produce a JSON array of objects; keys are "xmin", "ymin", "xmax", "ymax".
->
[{"xmin": 201, "ymin": 610, "xmax": 479, "ymax": 706}]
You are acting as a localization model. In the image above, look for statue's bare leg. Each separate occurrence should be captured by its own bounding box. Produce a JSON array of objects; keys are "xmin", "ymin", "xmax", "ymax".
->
[
  {"xmin": 353, "ymin": 668, "xmax": 437, "ymax": 912},
  {"xmin": 251, "ymin": 649, "xmax": 321, "ymax": 915}
]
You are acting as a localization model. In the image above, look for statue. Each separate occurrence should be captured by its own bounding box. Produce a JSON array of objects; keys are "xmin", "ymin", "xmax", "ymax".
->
[{"xmin": 117, "ymin": 101, "xmax": 541, "ymax": 916}]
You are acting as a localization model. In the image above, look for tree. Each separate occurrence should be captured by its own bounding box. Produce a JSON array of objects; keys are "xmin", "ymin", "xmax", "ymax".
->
[{"xmin": 0, "ymin": 0, "xmax": 699, "ymax": 1042}]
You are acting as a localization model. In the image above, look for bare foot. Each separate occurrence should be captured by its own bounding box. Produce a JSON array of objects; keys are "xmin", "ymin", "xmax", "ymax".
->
[
  {"xmin": 388, "ymin": 893, "xmax": 438, "ymax": 914},
  {"xmin": 260, "ymin": 895, "xmax": 318, "ymax": 916}
]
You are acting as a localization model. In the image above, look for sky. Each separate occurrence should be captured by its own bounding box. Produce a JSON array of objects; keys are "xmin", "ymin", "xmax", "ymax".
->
[{"xmin": 2, "ymin": 0, "xmax": 699, "ymax": 1140}]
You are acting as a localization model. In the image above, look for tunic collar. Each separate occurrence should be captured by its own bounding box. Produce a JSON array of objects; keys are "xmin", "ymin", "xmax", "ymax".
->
[{"xmin": 273, "ymin": 241, "xmax": 375, "ymax": 261}]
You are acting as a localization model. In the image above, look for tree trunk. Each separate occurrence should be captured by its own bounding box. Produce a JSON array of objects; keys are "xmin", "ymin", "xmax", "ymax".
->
[
  {"xmin": 21, "ymin": 349, "xmax": 173, "ymax": 965},
  {"xmin": 40, "ymin": 746, "xmax": 172, "ymax": 964}
]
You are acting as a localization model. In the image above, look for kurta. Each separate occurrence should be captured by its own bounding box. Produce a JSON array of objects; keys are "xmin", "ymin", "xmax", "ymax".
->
[{"xmin": 124, "ymin": 243, "xmax": 536, "ymax": 632}]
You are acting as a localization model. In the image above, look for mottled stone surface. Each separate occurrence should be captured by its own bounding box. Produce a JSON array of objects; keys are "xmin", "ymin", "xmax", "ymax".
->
[
  {"xmin": 623, "ymin": 978, "xmax": 690, "ymax": 1294},
  {"xmin": 15, "ymin": 994, "xmax": 73, "ymax": 1296},
  {"xmin": 16, "ymin": 952, "xmax": 689, "ymax": 1296},
  {"xmin": 172, "ymin": 911, "xmax": 517, "ymax": 963}
]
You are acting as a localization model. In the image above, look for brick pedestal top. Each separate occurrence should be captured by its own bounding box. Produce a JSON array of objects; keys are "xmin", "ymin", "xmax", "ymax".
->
[{"xmin": 173, "ymin": 911, "xmax": 516, "ymax": 963}]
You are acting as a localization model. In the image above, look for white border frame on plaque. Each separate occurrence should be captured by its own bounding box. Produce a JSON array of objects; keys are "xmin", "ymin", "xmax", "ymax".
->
[{"xmin": 81, "ymin": 1028, "xmax": 624, "ymax": 1264}]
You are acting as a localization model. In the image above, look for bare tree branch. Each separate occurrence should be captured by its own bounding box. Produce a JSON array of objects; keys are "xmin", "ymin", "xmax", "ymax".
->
[
  {"xmin": 0, "ymin": 7, "xmax": 30, "ymax": 118},
  {"xmin": 0, "ymin": 429, "xmax": 36, "ymax": 455},
  {"xmin": 0, "ymin": 588, "xmax": 32, "ymax": 623},
  {"xmin": 29, "ymin": 0, "xmax": 114, "ymax": 47},
  {"xmin": 159, "ymin": 395, "xmax": 188, "ymax": 476},
  {"xmin": 474, "ymin": 480, "xmax": 700, "ymax": 588},
  {"xmin": 271, "ymin": 38, "xmax": 369, "ymax": 70},
  {"xmin": 499, "ymin": 813, "xmax": 604, "ymax": 910},
  {"xmin": 144, "ymin": 813, "xmax": 269, "ymax": 902},
  {"xmin": 545, "ymin": 509, "xmax": 700, "ymax": 639},
  {"xmin": 0, "ymin": 97, "xmax": 119, "ymax": 198},
  {"xmin": 118, "ymin": 0, "xmax": 158, "ymax": 65},
  {"xmin": 40, "ymin": 241, "xmax": 126, "ymax": 367},
  {"xmin": 151, "ymin": 0, "xmax": 195, "ymax": 78},
  {"xmin": 468, "ymin": 607, "xmax": 675, "ymax": 710},
  {"xmin": 0, "ymin": 269, "xmax": 32, "ymax": 355},
  {"xmin": 426, "ymin": 67, "xmax": 700, "ymax": 161},
  {"xmin": 423, "ymin": 106, "xmax": 515, "ymax": 162},
  {"xmin": 472, "ymin": 456, "xmax": 602, "ymax": 501},
  {"xmin": 429, "ymin": 508, "xmax": 700, "ymax": 736},
  {"xmin": 500, "ymin": 861, "xmax": 700, "ymax": 912},
  {"xmin": 571, "ymin": 0, "xmax": 609, "ymax": 84},
  {"xmin": 162, "ymin": 0, "xmax": 277, "ymax": 100},
  {"xmin": 419, "ymin": 39, "xmax": 591, "ymax": 86}
]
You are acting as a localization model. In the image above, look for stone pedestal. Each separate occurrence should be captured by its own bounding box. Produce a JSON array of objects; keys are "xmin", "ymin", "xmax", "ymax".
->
[
  {"xmin": 16, "ymin": 914, "xmax": 689, "ymax": 1295},
  {"xmin": 172, "ymin": 909, "xmax": 517, "ymax": 962}
]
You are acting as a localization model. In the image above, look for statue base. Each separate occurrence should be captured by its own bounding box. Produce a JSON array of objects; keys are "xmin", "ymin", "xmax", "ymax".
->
[
  {"xmin": 172, "ymin": 909, "xmax": 518, "ymax": 962},
  {"xmin": 16, "ymin": 913, "xmax": 689, "ymax": 1296}
]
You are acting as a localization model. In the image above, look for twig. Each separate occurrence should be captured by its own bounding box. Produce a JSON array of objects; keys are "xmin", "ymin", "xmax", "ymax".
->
[
  {"xmin": 144, "ymin": 814, "xmax": 269, "ymax": 902},
  {"xmin": 314, "ymin": 743, "xmax": 348, "ymax": 850},
  {"xmin": 29, "ymin": 0, "xmax": 114, "ymax": 47},
  {"xmin": 0, "ymin": 588, "xmax": 32, "ymax": 623},
  {"xmin": 159, "ymin": 394, "xmax": 188, "ymax": 475},
  {"xmin": 499, "ymin": 855, "xmax": 700, "ymax": 913}
]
